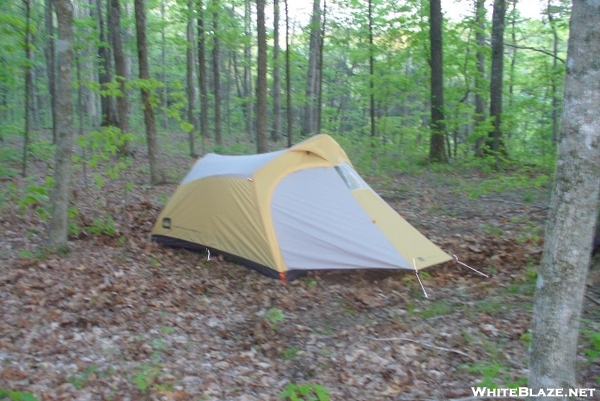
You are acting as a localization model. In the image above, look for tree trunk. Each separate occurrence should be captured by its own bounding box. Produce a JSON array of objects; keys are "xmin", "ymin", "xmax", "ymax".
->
[
  {"xmin": 508, "ymin": 0, "xmax": 517, "ymax": 114},
  {"xmin": 47, "ymin": 0, "xmax": 74, "ymax": 251},
  {"xmin": 316, "ymin": 0, "xmax": 326, "ymax": 136},
  {"xmin": 528, "ymin": 1, "xmax": 600, "ymax": 396},
  {"xmin": 109, "ymin": 0, "xmax": 130, "ymax": 154},
  {"xmin": 244, "ymin": 0, "xmax": 253, "ymax": 138},
  {"xmin": 428, "ymin": 0, "xmax": 446, "ymax": 163},
  {"xmin": 161, "ymin": 2, "xmax": 168, "ymax": 129},
  {"xmin": 186, "ymin": 0, "xmax": 196, "ymax": 156},
  {"xmin": 22, "ymin": 0, "xmax": 32, "ymax": 178},
  {"xmin": 97, "ymin": 0, "xmax": 116, "ymax": 126},
  {"xmin": 134, "ymin": 0, "xmax": 163, "ymax": 184},
  {"xmin": 368, "ymin": 0, "xmax": 375, "ymax": 138},
  {"xmin": 85, "ymin": 0, "xmax": 98, "ymax": 127},
  {"xmin": 302, "ymin": 0, "xmax": 321, "ymax": 136},
  {"xmin": 213, "ymin": 0, "xmax": 222, "ymax": 145},
  {"xmin": 284, "ymin": 0, "xmax": 292, "ymax": 148},
  {"xmin": 197, "ymin": 0, "xmax": 208, "ymax": 154},
  {"xmin": 45, "ymin": 0, "xmax": 57, "ymax": 143},
  {"xmin": 474, "ymin": 0, "xmax": 486, "ymax": 157},
  {"xmin": 256, "ymin": 0, "xmax": 268, "ymax": 153},
  {"xmin": 486, "ymin": 0, "xmax": 506, "ymax": 160},
  {"xmin": 547, "ymin": 0, "xmax": 560, "ymax": 146},
  {"xmin": 271, "ymin": 0, "xmax": 281, "ymax": 141}
]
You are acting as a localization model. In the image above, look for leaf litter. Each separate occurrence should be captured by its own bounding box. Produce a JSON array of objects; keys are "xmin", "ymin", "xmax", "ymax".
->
[{"xmin": 0, "ymin": 153, "xmax": 598, "ymax": 400}]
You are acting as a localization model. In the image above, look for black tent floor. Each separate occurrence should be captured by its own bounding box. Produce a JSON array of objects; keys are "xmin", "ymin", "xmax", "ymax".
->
[{"xmin": 151, "ymin": 235, "xmax": 307, "ymax": 282}]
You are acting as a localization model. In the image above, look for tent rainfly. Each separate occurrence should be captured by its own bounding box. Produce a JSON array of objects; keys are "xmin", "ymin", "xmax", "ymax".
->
[{"xmin": 151, "ymin": 134, "xmax": 451, "ymax": 281}]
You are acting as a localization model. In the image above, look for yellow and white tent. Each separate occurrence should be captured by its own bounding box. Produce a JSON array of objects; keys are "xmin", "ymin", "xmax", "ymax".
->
[{"xmin": 152, "ymin": 134, "xmax": 451, "ymax": 280}]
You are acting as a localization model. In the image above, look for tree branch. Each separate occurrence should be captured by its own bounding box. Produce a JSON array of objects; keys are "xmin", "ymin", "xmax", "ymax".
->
[
  {"xmin": 504, "ymin": 42, "xmax": 565, "ymax": 63},
  {"xmin": 356, "ymin": 336, "xmax": 476, "ymax": 361}
]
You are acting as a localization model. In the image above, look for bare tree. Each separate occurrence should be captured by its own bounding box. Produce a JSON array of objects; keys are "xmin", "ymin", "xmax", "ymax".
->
[
  {"xmin": 47, "ymin": 0, "xmax": 74, "ymax": 251},
  {"xmin": 428, "ymin": 0, "xmax": 447, "ymax": 162},
  {"xmin": 256, "ymin": 0, "xmax": 268, "ymax": 153},
  {"xmin": 528, "ymin": 0, "xmax": 600, "ymax": 396},
  {"xmin": 134, "ymin": 0, "xmax": 163, "ymax": 184}
]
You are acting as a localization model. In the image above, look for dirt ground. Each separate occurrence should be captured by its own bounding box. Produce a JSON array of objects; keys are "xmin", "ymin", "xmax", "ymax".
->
[{"xmin": 1, "ymin": 137, "xmax": 598, "ymax": 400}]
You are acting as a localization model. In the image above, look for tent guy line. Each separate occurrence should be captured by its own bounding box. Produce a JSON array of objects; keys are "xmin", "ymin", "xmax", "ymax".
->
[{"xmin": 453, "ymin": 254, "xmax": 489, "ymax": 277}]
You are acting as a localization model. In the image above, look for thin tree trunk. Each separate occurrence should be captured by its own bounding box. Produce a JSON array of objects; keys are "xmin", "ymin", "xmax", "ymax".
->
[
  {"xmin": 316, "ymin": 0, "xmax": 326, "ymax": 136},
  {"xmin": 161, "ymin": 2, "xmax": 168, "ymax": 129},
  {"xmin": 213, "ymin": 0, "xmax": 222, "ymax": 145},
  {"xmin": 22, "ymin": 0, "xmax": 32, "ymax": 177},
  {"xmin": 256, "ymin": 0, "xmax": 268, "ymax": 153},
  {"xmin": 109, "ymin": 0, "xmax": 130, "ymax": 154},
  {"xmin": 284, "ymin": 0, "xmax": 292, "ymax": 147},
  {"xmin": 474, "ymin": 0, "xmax": 486, "ymax": 156},
  {"xmin": 547, "ymin": 0, "xmax": 560, "ymax": 146},
  {"xmin": 134, "ymin": 0, "xmax": 163, "ymax": 184},
  {"xmin": 368, "ymin": 0, "xmax": 375, "ymax": 137},
  {"xmin": 486, "ymin": 0, "xmax": 507, "ymax": 161},
  {"xmin": 528, "ymin": 0, "xmax": 600, "ymax": 395},
  {"xmin": 97, "ymin": 0, "xmax": 115, "ymax": 126},
  {"xmin": 187, "ymin": 0, "xmax": 196, "ymax": 156},
  {"xmin": 45, "ymin": 0, "xmax": 57, "ymax": 143},
  {"xmin": 47, "ymin": 0, "xmax": 74, "ymax": 251},
  {"xmin": 302, "ymin": 0, "xmax": 321, "ymax": 136},
  {"xmin": 508, "ymin": 0, "xmax": 517, "ymax": 113},
  {"xmin": 271, "ymin": 0, "xmax": 281, "ymax": 141},
  {"xmin": 30, "ymin": 49, "xmax": 41, "ymax": 128},
  {"xmin": 428, "ymin": 0, "xmax": 447, "ymax": 162},
  {"xmin": 197, "ymin": 0, "xmax": 208, "ymax": 154},
  {"xmin": 244, "ymin": 0, "xmax": 253, "ymax": 139}
]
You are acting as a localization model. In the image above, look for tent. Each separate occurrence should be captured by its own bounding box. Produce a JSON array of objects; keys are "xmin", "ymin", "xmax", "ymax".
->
[{"xmin": 151, "ymin": 134, "xmax": 451, "ymax": 280}]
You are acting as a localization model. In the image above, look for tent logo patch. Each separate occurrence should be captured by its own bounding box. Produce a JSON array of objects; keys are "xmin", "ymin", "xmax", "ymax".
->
[{"xmin": 162, "ymin": 217, "xmax": 171, "ymax": 229}]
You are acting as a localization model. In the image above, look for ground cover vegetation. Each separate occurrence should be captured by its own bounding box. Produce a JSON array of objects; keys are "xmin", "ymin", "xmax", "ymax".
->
[{"xmin": 0, "ymin": 0, "xmax": 599, "ymax": 399}]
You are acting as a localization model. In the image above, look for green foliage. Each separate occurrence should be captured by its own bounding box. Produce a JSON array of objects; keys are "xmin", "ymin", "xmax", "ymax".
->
[
  {"xmin": 279, "ymin": 383, "xmax": 330, "ymax": 401},
  {"xmin": 0, "ymin": 390, "xmax": 38, "ymax": 401},
  {"xmin": 419, "ymin": 300, "xmax": 453, "ymax": 318},
  {"xmin": 85, "ymin": 213, "xmax": 116, "ymax": 237},
  {"xmin": 465, "ymin": 171, "xmax": 550, "ymax": 199},
  {"xmin": 465, "ymin": 361, "xmax": 525, "ymax": 390},
  {"xmin": 131, "ymin": 337, "xmax": 172, "ymax": 394},
  {"xmin": 18, "ymin": 177, "xmax": 54, "ymax": 221},
  {"xmin": 279, "ymin": 346, "xmax": 301, "ymax": 360},
  {"xmin": 28, "ymin": 140, "xmax": 55, "ymax": 162},
  {"xmin": 581, "ymin": 329, "xmax": 600, "ymax": 363},
  {"xmin": 266, "ymin": 307, "xmax": 285, "ymax": 329},
  {"xmin": 68, "ymin": 365, "xmax": 98, "ymax": 390},
  {"xmin": 132, "ymin": 364, "xmax": 162, "ymax": 394}
]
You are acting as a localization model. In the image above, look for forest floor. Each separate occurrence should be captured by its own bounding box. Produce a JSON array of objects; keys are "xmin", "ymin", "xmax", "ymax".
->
[{"xmin": 0, "ymin": 132, "xmax": 599, "ymax": 400}]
